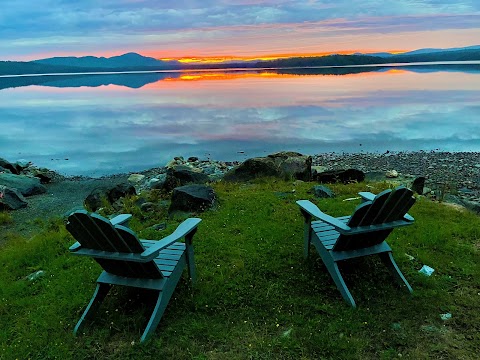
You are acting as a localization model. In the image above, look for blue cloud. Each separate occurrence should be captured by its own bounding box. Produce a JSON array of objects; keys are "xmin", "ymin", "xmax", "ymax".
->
[{"xmin": 1, "ymin": 0, "xmax": 479, "ymax": 59}]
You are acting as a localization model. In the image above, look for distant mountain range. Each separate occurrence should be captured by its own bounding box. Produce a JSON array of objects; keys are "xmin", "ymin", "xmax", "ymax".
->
[
  {"xmin": 0, "ymin": 45, "xmax": 479, "ymax": 76},
  {"xmin": 367, "ymin": 45, "xmax": 480, "ymax": 57},
  {"xmin": 33, "ymin": 52, "xmax": 178, "ymax": 69}
]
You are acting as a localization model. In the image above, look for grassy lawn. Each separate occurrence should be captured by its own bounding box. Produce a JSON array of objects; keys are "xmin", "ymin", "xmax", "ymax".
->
[{"xmin": 0, "ymin": 180, "xmax": 479, "ymax": 359}]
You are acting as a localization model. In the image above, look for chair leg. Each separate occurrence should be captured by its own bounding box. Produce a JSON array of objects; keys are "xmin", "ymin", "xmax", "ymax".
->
[
  {"xmin": 325, "ymin": 260, "xmax": 356, "ymax": 308},
  {"xmin": 303, "ymin": 222, "xmax": 312, "ymax": 258},
  {"xmin": 140, "ymin": 291, "xmax": 169, "ymax": 343},
  {"xmin": 380, "ymin": 252, "xmax": 413, "ymax": 293},
  {"xmin": 185, "ymin": 243, "xmax": 196, "ymax": 284},
  {"xmin": 74, "ymin": 283, "xmax": 111, "ymax": 336}
]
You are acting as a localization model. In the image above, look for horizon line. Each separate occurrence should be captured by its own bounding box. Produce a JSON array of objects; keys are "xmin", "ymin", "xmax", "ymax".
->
[{"xmin": 3, "ymin": 43, "xmax": 479, "ymax": 63}]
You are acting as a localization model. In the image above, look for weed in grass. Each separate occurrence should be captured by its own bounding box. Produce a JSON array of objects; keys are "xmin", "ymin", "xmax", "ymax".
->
[{"xmin": 0, "ymin": 211, "xmax": 13, "ymax": 225}]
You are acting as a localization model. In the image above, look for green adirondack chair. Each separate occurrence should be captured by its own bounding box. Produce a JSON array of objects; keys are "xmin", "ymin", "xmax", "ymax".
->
[
  {"xmin": 297, "ymin": 186, "xmax": 415, "ymax": 307},
  {"xmin": 66, "ymin": 210, "xmax": 201, "ymax": 342}
]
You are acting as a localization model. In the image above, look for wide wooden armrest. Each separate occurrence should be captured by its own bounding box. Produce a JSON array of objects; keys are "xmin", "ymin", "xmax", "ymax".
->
[
  {"xmin": 110, "ymin": 214, "xmax": 132, "ymax": 226},
  {"xmin": 296, "ymin": 200, "xmax": 351, "ymax": 232},
  {"xmin": 140, "ymin": 218, "xmax": 202, "ymax": 259},
  {"xmin": 358, "ymin": 191, "xmax": 375, "ymax": 202}
]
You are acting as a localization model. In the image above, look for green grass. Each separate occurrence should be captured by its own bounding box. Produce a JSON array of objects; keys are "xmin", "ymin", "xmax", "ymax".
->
[
  {"xmin": 0, "ymin": 180, "xmax": 479, "ymax": 359},
  {"xmin": 0, "ymin": 211, "xmax": 13, "ymax": 225}
]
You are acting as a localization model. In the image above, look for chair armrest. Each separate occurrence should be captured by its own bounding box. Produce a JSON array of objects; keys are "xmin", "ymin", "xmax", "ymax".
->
[
  {"xmin": 110, "ymin": 214, "xmax": 132, "ymax": 226},
  {"xmin": 140, "ymin": 218, "xmax": 202, "ymax": 259},
  {"xmin": 296, "ymin": 200, "xmax": 351, "ymax": 232},
  {"xmin": 404, "ymin": 213, "xmax": 414, "ymax": 222},
  {"xmin": 69, "ymin": 242, "xmax": 82, "ymax": 252},
  {"xmin": 358, "ymin": 191, "xmax": 375, "ymax": 202}
]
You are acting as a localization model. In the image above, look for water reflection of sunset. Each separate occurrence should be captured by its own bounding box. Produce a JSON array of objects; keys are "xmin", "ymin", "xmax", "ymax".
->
[
  {"xmin": 1, "ymin": 68, "xmax": 479, "ymax": 176},
  {"xmin": 165, "ymin": 72, "xmax": 293, "ymax": 82}
]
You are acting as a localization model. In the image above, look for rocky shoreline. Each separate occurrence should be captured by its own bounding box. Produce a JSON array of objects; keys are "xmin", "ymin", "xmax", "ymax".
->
[{"xmin": 1, "ymin": 150, "xmax": 479, "ymax": 239}]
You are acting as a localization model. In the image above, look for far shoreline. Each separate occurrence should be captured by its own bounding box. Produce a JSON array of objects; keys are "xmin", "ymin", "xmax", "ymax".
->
[{"xmin": 1, "ymin": 60, "xmax": 480, "ymax": 79}]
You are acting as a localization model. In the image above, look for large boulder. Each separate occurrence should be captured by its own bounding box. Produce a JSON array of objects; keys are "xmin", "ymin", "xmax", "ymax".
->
[
  {"xmin": 223, "ymin": 152, "xmax": 312, "ymax": 182},
  {"xmin": 0, "ymin": 173, "xmax": 47, "ymax": 196},
  {"xmin": 169, "ymin": 184, "xmax": 216, "ymax": 213},
  {"xmin": 313, "ymin": 169, "xmax": 365, "ymax": 184},
  {"xmin": 84, "ymin": 182, "xmax": 136, "ymax": 211},
  {"xmin": 0, "ymin": 186, "xmax": 28, "ymax": 210},
  {"xmin": 163, "ymin": 166, "xmax": 209, "ymax": 192}
]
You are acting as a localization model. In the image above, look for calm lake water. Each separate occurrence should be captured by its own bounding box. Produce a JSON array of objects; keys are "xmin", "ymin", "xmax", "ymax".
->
[{"xmin": 1, "ymin": 64, "xmax": 479, "ymax": 176}]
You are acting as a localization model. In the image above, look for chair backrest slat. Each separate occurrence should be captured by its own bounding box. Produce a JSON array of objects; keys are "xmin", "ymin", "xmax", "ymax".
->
[
  {"xmin": 346, "ymin": 202, "xmax": 372, "ymax": 227},
  {"xmin": 372, "ymin": 186, "xmax": 412, "ymax": 224},
  {"xmin": 67, "ymin": 211, "xmax": 162, "ymax": 279},
  {"xmin": 67, "ymin": 211, "xmax": 112, "ymax": 251},
  {"xmin": 90, "ymin": 213, "xmax": 142, "ymax": 253},
  {"xmin": 357, "ymin": 189, "xmax": 392, "ymax": 226},
  {"xmin": 333, "ymin": 186, "xmax": 415, "ymax": 252},
  {"xmin": 115, "ymin": 226, "xmax": 163, "ymax": 278},
  {"xmin": 384, "ymin": 191, "xmax": 415, "ymax": 223}
]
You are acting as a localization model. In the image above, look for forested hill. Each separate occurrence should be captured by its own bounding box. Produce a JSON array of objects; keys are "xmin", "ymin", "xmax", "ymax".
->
[
  {"xmin": 1, "ymin": 47, "xmax": 480, "ymax": 76},
  {"xmin": 0, "ymin": 61, "xmax": 85, "ymax": 76},
  {"xmin": 386, "ymin": 48, "xmax": 480, "ymax": 63}
]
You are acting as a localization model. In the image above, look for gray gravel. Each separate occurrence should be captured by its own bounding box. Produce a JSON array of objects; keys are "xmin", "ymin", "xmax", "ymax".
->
[{"xmin": 313, "ymin": 151, "xmax": 480, "ymax": 191}]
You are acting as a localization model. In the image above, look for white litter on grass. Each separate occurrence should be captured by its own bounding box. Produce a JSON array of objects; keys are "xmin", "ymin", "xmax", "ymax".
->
[
  {"xmin": 343, "ymin": 197, "xmax": 361, "ymax": 202},
  {"xmin": 282, "ymin": 328, "xmax": 293, "ymax": 338},
  {"xmin": 419, "ymin": 265, "xmax": 435, "ymax": 276},
  {"xmin": 26, "ymin": 270, "xmax": 45, "ymax": 281},
  {"xmin": 440, "ymin": 313, "xmax": 452, "ymax": 321},
  {"xmin": 405, "ymin": 253, "xmax": 415, "ymax": 261}
]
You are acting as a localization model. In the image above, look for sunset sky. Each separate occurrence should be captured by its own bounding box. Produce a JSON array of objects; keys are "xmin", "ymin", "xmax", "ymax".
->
[{"xmin": 1, "ymin": 0, "xmax": 480, "ymax": 62}]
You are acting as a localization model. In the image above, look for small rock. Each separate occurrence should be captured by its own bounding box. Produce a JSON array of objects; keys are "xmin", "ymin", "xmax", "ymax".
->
[
  {"xmin": 84, "ymin": 182, "xmax": 136, "ymax": 211},
  {"xmin": 14, "ymin": 159, "xmax": 31, "ymax": 171},
  {"xmin": 169, "ymin": 184, "xmax": 216, "ymax": 213},
  {"xmin": 147, "ymin": 174, "xmax": 167, "ymax": 189},
  {"xmin": 140, "ymin": 202, "xmax": 155, "ymax": 212},
  {"xmin": 309, "ymin": 185, "xmax": 335, "ymax": 198},
  {"xmin": 0, "ymin": 158, "xmax": 19, "ymax": 174},
  {"xmin": 411, "ymin": 176, "xmax": 426, "ymax": 195},
  {"xmin": 0, "ymin": 185, "xmax": 28, "ymax": 210},
  {"xmin": 127, "ymin": 174, "xmax": 146, "ymax": 184},
  {"xmin": 314, "ymin": 169, "xmax": 365, "ymax": 184},
  {"xmin": 163, "ymin": 166, "xmax": 209, "ymax": 192},
  {"xmin": 386, "ymin": 170, "xmax": 399, "ymax": 178},
  {"xmin": 31, "ymin": 169, "xmax": 53, "ymax": 184},
  {"xmin": 151, "ymin": 223, "xmax": 167, "ymax": 231}
]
